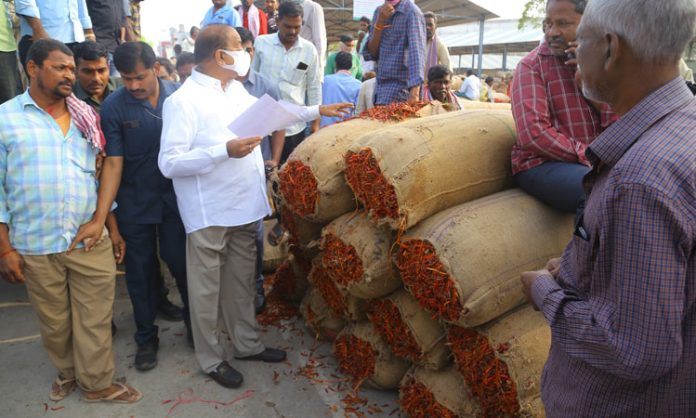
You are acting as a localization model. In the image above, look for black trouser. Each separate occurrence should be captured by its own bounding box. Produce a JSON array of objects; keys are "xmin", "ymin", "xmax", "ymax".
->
[
  {"xmin": 118, "ymin": 208, "xmax": 189, "ymax": 346},
  {"xmin": 280, "ymin": 131, "xmax": 307, "ymax": 164},
  {"xmin": 0, "ymin": 51, "xmax": 18, "ymax": 105}
]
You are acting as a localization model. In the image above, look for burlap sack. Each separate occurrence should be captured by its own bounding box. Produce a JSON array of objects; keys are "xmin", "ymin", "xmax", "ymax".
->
[
  {"xmin": 334, "ymin": 321, "xmax": 411, "ymax": 390},
  {"xmin": 308, "ymin": 257, "xmax": 367, "ymax": 322},
  {"xmin": 278, "ymin": 119, "xmax": 386, "ymax": 222},
  {"xmin": 262, "ymin": 219, "xmax": 288, "ymax": 274},
  {"xmin": 396, "ymin": 189, "xmax": 574, "ymax": 328},
  {"xmin": 345, "ymin": 110, "xmax": 517, "ymax": 230},
  {"xmin": 280, "ymin": 205, "xmax": 325, "ymax": 249},
  {"xmin": 321, "ymin": 212, "xmax": 401, "ymax": 300},
  {"xmin": 300, "ymin": 286, "xmax": 346, "ymax": 341},
  {"xmin": 368, "ymin": 289, "xmax": 450, "ymax": 370},
  {"xmin": 447, "ymin": 305, "xmax": 549, "ymax": 418},
  {"xmin": 460, "ymin": 101, "xmax": 512, "ymax": 111},
  {"xmin": 272, "ymin": 256, "xmax": 309, "ymax": 304},
  {"xmin": 399, "ymin": 365, "xmax": 481, "ymax": 417}
]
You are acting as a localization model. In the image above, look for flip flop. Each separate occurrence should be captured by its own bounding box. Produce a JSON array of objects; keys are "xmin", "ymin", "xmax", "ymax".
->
[
  {"xmin": 49, "ymin": 375, "xmax": 77, "ymax": 401},
  {"xmin": 83, "ymin": 383, "xmax": 143, "ymax": 404}
]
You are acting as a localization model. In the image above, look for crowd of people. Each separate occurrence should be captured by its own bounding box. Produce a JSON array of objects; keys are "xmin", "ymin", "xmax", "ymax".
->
[{"xmin": 0, "ymin": 0, "xmax": 695, "ymax": 415}]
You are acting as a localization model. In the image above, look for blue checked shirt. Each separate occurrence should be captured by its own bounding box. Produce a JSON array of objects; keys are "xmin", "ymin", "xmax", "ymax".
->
[
  {"xmin": 252, "ymin": 33, "xmax": 321, "ymax": 136},
  {"xmin": 363, "ymin": 0, "xmax": 426, "ymax": 105},
  {"xmin": 531, "ymin": 78, "xmax": 696, "ymax": 417},
  {"xmin": 0, "ymin": 91, "xmax": 100, "ymax": 255}
]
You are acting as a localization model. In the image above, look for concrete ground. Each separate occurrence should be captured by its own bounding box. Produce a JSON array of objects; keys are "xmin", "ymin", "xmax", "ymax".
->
[{"xmin": 0, "ymin": 274, "xmax": 402, "ymax": 418}]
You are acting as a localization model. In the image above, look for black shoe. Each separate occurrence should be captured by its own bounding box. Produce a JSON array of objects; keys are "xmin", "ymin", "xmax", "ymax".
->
[
  {"xmin": 235, "ymin": 348, "xmax": 286, "ymax": 363},
  {"xmin": 208, "ymin": 361, "xmax": 243, "ymax": 388},
  {"xmin": 158, "ymin": 297, "xmax": 184, "ymax": 322},
  {"xmin": 134, "ymin": 337, "xmax": 159, "ymax": 371},
  {"xmin": 111, "ymin": 320, "xmax": 117, "ymax": 336}
]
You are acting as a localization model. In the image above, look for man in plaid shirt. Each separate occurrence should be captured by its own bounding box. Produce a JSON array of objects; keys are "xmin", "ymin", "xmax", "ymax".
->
[
  {"xmin": 511, "ymin": 0, "xmax": 614, "ymax": 215},
  {"xmin": 521, "ymin": 0, "xmax": 696, "ymax": 415},
  {"xmin": 363, "ymin": 0, "xmax": 426, "ymax": 105}
]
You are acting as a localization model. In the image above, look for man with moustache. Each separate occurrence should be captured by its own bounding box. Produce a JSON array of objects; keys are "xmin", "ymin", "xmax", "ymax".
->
[
  {"xmin": 0, "ymin": 39, "xmax": 140, "ymax": 403},
  {"xmin": 511, "ymin": 0, "xmax": 615, "ymax": 215},
  {"xmin": 521, "ymin": 0, "xmax": 696, "ymax": 415},
  {"xmin": 100, "ymin": 41, "xmax": 191, "ymax": 371},
  {"xmin": 424, "ymin": 64, "xmax": 461, "ymax": 110}
]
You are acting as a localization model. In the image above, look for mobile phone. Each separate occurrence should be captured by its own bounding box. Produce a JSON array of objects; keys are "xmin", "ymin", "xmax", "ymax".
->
[
  {"xmin": 296, "ymin": 62, "xmax": 308, "ymax": 70},
  {"xmin": 565, "ymin": 51, "xmax": 576, "ymax": 61}
]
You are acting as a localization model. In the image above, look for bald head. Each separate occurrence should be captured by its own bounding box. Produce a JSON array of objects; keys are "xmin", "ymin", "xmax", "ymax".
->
[{"xmin": 194, "ymin": 25, "xmax": 241, "ymax": 65}]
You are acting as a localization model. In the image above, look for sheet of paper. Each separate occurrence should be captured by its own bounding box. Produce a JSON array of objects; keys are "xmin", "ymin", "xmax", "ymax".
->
[{"xmin": 227, "ymin": 94, "xmax": 305, "ymax": 138}]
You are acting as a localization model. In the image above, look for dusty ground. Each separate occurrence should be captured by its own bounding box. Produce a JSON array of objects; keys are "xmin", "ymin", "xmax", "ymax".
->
[{"xmin": 0, "ymin": 273, "xmax": 403, "ymax": 418}]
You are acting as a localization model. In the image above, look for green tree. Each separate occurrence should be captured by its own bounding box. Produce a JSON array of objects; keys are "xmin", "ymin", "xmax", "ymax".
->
[{"xmin": 518, "ymin": 0, "xmax": 545, "ymax": 29}]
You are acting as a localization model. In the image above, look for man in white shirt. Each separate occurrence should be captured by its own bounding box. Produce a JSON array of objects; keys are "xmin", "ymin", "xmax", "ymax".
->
[
  {"xmin": 296, "ymin": 0, "xmax": 326, "ymax": 74},
  {"xmin": 159, "ymin": 24, "xmax": 350, "ymax": 389},
  {"xmin": 253, "ymin": 1, "xmax": 321, "ymax": 162},
  {"xmin": 458, "ymin": 69, "xmax": 481, "ymax": 101}
]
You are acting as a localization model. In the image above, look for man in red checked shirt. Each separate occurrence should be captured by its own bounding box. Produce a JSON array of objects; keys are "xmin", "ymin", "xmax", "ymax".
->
[{"xmin": 511, "ymin": 0, "xmax": 615, "ymax": 216}]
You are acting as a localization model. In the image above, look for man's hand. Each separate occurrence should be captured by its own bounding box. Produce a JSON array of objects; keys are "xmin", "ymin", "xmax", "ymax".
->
[
  {"xmin": 545, "ymin": 257, "xmax": 562, "ymax": 278},
  {"xmin": 68, "ymin": 219, "xmax": 105, "ymax": 254},
  {"xmin": 95, "ymin": 151, "xmax": 106, "ymax": 179},
  {"xmin": 84, "ymin": 29, "xmax": 97, "ymax": 42},
  {"xmin": 319, "ymin": 102, "xmax": 354, "ymax": 118},
  {"xmin": 0, "ymin": 251, "xmax": 25, "ymax": 284},
  {"xmin": 377, "ymin": 2, "xmax": 395, "ymax": 25},
  {"xmin": 110, "ymin": 232, "xmax": 126, "ymax": 264},
  {"xmin": 226, "ymin": 136, "xmax": 262, "ymax": 158},
  {"xmin": 520, "ymin": 269, "xmax": 552, "ymax": 311},
  {"xmin": 565, "ymin": 41, "xmax": 578, "ymax": 66}
]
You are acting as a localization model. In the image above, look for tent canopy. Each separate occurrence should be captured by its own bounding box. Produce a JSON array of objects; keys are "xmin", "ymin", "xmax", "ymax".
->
[{"xmin": 317, "ymin": 0, "xmax": 498, "ymax": 42}]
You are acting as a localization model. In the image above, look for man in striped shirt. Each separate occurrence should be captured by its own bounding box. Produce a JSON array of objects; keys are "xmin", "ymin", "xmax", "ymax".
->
[
  {"xmin": 521, "ymin": 0, "xmax": 696, "ymax": 415},
  {"xmin": 0, "ymin": 39, "xmax": 140, "ymax": 403}
]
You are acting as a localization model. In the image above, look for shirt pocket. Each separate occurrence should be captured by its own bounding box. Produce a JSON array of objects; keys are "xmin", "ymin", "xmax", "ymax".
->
[
  {"xmin": 282, "ymin": 66, "xmax": 307, "ymax": 86},
  {"xmin": 67, "ymin": 139, "xmax": 96, "ymax": 176}
]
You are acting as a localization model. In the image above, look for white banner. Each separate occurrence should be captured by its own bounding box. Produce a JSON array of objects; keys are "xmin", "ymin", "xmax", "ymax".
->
[{"xmin": 353, "ymin": 0, "xmax": 383, "ymax": 20}]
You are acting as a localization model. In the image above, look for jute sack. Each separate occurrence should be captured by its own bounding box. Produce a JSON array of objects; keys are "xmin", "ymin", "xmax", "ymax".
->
[
  {"xmin": 334, "ymin": 321, "xmax": 411, "ymax": 390},
  {"xmin": 345, "ymin": 110, "xmax": 516, "ymax": 230},
  {"xmin": 396, "ymin": 189, "xmax": 573, "ymax": 327},
  {"xmin": 300, "ymin": 286, "xmax": 346, "ymax": 341},
  {"xmin": 280, "ymin": 205, "xmax": 325, "ymax": 249},
  {"xmin": 367, "ymin": 289, "xmax": 450, "ymax": 370},
  {"xmin": 321, "ymin": 212, "xmax": 401, "ymax": 299},
  {"xmin": 459, "ymin": 101, "xmax": 511, "ymax": 111},
  {"xmin": 272, "ymin": 256, "xmax": 309, "ymax": 304},
  {"xmin": 447, "ymin": 305, "xmax": 549, "ymax": 418},
  {"xmin": 308, "ymin": 257, "xmax": 367, "ymax": 321},
  {"xmin": 278, "ymin": 119, "xmax": 386, "ymax": 223},
  {"xmin": 399, "ymin": 365, "xmax": 481, "ymax": 418},
  {"xmin": 262, "ymin": 219, "xmax": 288, "ymax": 274}
]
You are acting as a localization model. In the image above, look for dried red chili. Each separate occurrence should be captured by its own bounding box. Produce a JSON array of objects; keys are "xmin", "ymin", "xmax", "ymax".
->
[
  {"xmin": 344, "ymin": 149, "xmax": 400, "ymax": 223},
  {"xmin": 367, "ymin": 299, "xmax": 423, "ymax": 362},
  {"xmin": 400, "ymin": 378, "xmax": 460, "ymax": 418},
  {"xmin": 278, "ymin": 160, "xmax": 319, "ymax": 218},
  {"xmin": 356, "ymin": 101, "xmax": 429, "ymax": 123},
  {"xmin": 447, "ymin": 325, "xmax": 520, "ymax": 418},
  {"xmin": 257, "ymin": 262, "xmax": 300, "ymax": 326},
  {"xmin": 322, "ymin": 233, "xmax": 364, "ymax": 287},
  {"xmin": 334, "ymin": 334, "xmax": 376, "ymax": 388},
  {"xmin": 280, "ymin": 206, "xmax": 301, "ymax": 244},
  {"xmin": 394, "ymin": 240, "xmax": 464, "ymax": 322},
  {"xmin": 310, "ymin": 262, "xmax": 348, "ymax": 317}
]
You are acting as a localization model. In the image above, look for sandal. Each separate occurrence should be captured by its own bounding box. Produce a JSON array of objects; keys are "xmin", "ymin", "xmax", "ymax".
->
[
  {"xmin": 49, "ymin": 375, "xmax": 77, "ymax": 401},
  {"xmin": 83, "ymin": 383, "xmax": 143, "ymax": 404},
  {"xmin": 267, "ymin": 223, "xmax": 286, "ymax": 247}
]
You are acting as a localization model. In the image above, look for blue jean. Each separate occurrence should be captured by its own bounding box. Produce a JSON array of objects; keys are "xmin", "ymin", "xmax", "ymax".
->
[{"xmin": 514, "ymin": 161, "xmax": 590, "ymax": 216}]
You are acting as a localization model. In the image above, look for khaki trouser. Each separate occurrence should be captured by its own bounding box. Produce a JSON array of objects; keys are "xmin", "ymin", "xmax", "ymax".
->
[
  {"xmin": 22, "ymin": 236, "xmax": 117, "ymax": 391},
  {"xmin": 186, "ymin": 221, "xmax": 264, "ymax": 373}
]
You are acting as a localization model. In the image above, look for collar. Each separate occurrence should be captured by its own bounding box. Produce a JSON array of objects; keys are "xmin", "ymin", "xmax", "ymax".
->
[
  {"xmin": 212, "ymin": 4, "xmax": 231, "ymax": 14},
  {"xmin": 243, "ymin": 68, "xmax": 260, "ymax": 86},
  {"xmin": 18, "ymin": 89, "xmax": 41, "ymax": 110},
  {"xmin": 587, "ymin": 77, "xmax": 693, "ymax": 167},
  {"xmin": 273, "ymin": 32, "xmax": 300, "ymax": 49},
  {"xmin": 336, "ymin": 70, "xmax": 352, "ymax": 76}
]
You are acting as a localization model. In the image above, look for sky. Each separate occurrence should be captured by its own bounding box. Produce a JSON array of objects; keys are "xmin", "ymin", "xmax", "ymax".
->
[{"xmin": 140, "ymin": 0, "xmax": 529, "ymax": 46}]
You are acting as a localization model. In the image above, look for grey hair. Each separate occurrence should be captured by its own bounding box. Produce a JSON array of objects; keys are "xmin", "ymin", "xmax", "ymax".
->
[{"xmin": 580, "ymin": 0, "xmax": 696, "ymax": 65}]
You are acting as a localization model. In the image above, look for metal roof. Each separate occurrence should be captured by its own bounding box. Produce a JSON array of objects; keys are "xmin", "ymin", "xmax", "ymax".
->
[
  {"xmin": 317, "ymin": 0, "xmax": 499, "ymax": 42},
  {"xmin": 439, "ymin": 18, "xmax": 543, "ymax": 55}
]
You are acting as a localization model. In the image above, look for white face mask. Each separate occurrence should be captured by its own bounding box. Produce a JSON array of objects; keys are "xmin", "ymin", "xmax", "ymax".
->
[{"xmin": 220, "ymin": 49, "xmax": 251, "ymax": 76}]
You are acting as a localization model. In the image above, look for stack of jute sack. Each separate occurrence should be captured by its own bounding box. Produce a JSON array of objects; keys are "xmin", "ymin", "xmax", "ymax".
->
[{"xmin": 270, "ymin": 103, "xmax": 573, "ymax": 417}]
